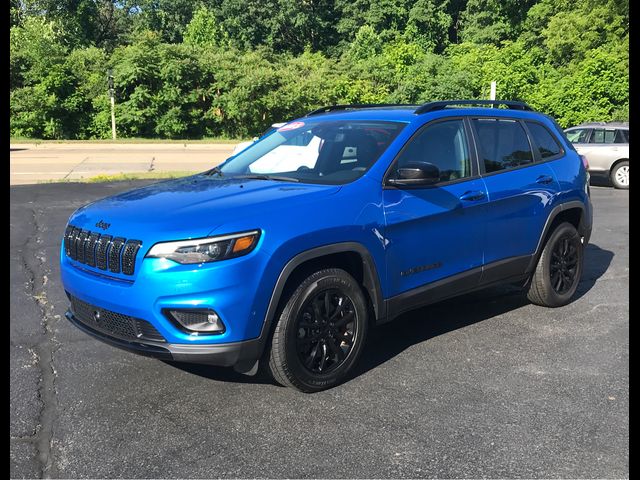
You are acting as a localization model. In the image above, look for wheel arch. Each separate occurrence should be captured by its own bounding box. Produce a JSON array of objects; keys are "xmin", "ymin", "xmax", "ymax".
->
[
  {"xmin": 256, "ymin": 243, "xmax": 384, "ymax": 356},
  {"xmin": 236, "ymin": 243, "xmax": 384, "ymax": 375},
  {"xmin": 527, "ymin": 201, "xmax": 590, "ymax": 273},
  {"xmin": 610, "ymin": 158, "xmax": 629, "ymax": 174}
]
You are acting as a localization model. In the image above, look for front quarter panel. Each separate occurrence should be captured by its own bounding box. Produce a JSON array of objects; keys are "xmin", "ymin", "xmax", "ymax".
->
[{"xmin": 236, "ymin": 178, "xmax": 388, "ymax": 338}]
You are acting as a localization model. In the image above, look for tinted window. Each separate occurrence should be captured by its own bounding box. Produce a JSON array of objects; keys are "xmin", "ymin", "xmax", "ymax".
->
[
  {"xmin": 565, "ymin": 128, "xmax": 591, "ymax": 143},
  {"xmin": 615, "ymin": 129, "xmax": 628, "ymax": 144},
  {"xmin": 589, "ymin": 129, "xmax": 619, "ymax": 144},
  {"xmin": 393, "ymin": 119, "xmax": 471, "ymax": 182},
  {"xmin": 526, "ymin": 122, "xmax": 562, "ymax": 159},
  {"xmin": 473, "ymin": 119, "xmax": 533, "ymax": 173}
]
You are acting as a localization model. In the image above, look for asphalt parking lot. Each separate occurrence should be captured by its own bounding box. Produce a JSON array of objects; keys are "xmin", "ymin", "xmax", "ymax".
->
[{"xmin": 10, "ymin": 181, "xmax": 628, "ymax": 478}]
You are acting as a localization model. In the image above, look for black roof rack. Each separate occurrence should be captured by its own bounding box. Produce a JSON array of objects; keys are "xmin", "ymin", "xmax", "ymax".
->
[
  {"xmin": 305, "ymin": 104, "xmax": 417, "ymax": 116},
  {"xmin": 415, "ymin": 100, "xmax": 533, "ymax": 114}
]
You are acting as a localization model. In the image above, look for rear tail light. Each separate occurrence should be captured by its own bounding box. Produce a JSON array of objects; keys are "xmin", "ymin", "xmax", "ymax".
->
[{"xmin": 580, "ymin": 154, "xmax": 589, "ymax": 170}]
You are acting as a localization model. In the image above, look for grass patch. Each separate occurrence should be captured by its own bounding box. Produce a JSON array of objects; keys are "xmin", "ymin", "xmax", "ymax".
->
[
  {"xmin": 36, "ymin": 171, "xmax": 195, "ymax": 184},
  {"xmin": 87, "ymin": 171, "xmax": 195, "ymax": 182}
]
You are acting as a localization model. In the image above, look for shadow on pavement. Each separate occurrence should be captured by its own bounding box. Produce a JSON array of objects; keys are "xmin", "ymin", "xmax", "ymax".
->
[
  {"xmin": 573, "ymin": 243, "xmax": 615, "ymax": 300},
  {"xmin": 590, "ymin": 174, "xmax": 613, "ymax": 188},
  {"xmin": 162, "ymin": 360, "xmax": 277, "ymax": 385},
  {"xmin": 166, "ymin": 243, "xmax": 614, "ymax": 388}
]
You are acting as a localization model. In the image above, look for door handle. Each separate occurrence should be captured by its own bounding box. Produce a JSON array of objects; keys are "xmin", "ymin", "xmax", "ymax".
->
[
  {"xmin": 536, "ymin": 175, "xmax": 554, "ymax": 185},
  {"xmin": 459, "ymin": 190, "xmax": 486, "ymax": 202}
]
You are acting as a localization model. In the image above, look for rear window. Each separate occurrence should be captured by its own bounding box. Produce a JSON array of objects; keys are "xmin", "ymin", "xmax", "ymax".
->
[
  {"xmin": 526, "ymin": 122, "xmax": 563, "ymax": 159},
  {"xmin": 615, "ymin": 129, "xmax": 628, "ymax": 144},
  {"xmin": 473, "ymin": 118, "xmax": 534, "ymax": 173}
]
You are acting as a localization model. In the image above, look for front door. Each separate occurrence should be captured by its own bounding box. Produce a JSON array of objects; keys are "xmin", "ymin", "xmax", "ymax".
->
[{"xmin": 383, "ymin": 118, "xmax": 487, "ymax": 298}]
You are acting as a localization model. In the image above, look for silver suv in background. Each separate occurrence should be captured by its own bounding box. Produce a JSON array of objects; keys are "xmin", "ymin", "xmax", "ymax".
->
[{"xmin": 565, "ymin": 122, "xmax": 629, "ymax": 189}]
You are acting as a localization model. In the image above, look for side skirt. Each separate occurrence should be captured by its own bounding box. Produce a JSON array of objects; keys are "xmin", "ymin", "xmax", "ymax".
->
[{"xmin": 382, "ymin": 255, "xmax": 532, "ymax": 324}]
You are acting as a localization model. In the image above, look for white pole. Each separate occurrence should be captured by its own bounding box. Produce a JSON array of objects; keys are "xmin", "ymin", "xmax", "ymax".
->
[
  {"xmin": 490, "ymin": 81, "xmax": 497, "ymax": 101},
  {"xmin": 110, "ymin": 95, "xmax": 116, "ymax": 140}
]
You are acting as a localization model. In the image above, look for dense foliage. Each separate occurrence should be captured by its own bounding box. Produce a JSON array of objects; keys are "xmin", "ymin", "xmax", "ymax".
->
[{"xmin": 10, "ymin": 0, "xmax": 628, "ymax": 139}]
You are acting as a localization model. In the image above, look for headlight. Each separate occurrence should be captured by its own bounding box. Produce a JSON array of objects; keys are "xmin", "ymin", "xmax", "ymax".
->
[{"xmin": 146, "ymin": 230, "xmax": 260, "ymax": 264}]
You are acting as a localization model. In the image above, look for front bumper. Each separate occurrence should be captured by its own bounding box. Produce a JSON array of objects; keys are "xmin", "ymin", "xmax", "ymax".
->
[{"xmin": 65, "ymin": 309, "xmax": 263, "ymax": 370}]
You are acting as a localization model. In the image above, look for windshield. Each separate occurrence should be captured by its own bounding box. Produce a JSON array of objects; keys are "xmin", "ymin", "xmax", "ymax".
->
[{"xmin": 219, "ymin": 120, "xmax": 406, "ymax": 185}]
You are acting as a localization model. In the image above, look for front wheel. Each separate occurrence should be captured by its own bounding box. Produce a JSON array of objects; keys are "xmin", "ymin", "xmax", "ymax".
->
[
  {"xmin": 267, "ymin": 268, "xmax": 368, "ymax": 392},
  {"xmin": 610, "ymin": 161, "xmax": 629, "ymax": 189},
  {"xmin": 527, "ymin": 222, "xmax": 584, "ymax": 307}
]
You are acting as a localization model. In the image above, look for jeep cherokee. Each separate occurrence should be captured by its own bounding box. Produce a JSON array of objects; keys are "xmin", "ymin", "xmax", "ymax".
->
[{"xmin": 60, "ymin": 100, "xmax": 593, "ymax": 392}]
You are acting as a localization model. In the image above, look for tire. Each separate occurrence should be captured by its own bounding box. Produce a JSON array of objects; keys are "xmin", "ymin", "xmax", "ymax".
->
[
  {"xmin": 610, "ymin": 161, "xmax": 629, "ymax": 189},
  {"xmin": 267, "ymin": 268, "xmax": 368, "ymax": 392},
  {"xmin": 527, "ymin": 222, "xmax": 584, "ymax": 307}
]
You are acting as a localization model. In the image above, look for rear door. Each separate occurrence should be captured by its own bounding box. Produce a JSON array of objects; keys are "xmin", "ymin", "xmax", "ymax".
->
[{"xmin": 470, "ymin": 117, "xmax": 561, "ymax": 279}]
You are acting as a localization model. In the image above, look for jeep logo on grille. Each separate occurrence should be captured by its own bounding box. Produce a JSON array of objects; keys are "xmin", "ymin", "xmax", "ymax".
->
[{"xmin": 95, "ymin": 220, "xmax": 111, "ymax": 230}]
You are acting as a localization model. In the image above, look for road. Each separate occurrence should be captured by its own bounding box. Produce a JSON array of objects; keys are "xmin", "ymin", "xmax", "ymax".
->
[
  {"xmin": 10, "ymin": 143, "xmax": 236, "ymax": 185},
  {"xmin": 10, "ymin": 182, "xmax": 628, "ymax": 478}
]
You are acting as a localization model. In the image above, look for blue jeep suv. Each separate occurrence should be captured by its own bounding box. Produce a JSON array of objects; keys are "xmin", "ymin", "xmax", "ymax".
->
[{"xmin": 60, "ymin": 100, "xmax": 593, "ymax": 392}]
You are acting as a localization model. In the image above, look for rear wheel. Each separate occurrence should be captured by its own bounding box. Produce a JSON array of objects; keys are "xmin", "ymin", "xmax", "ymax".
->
[
  {"xmin": 610, "ymin": 161, "xmax": 629, "ymax": 189},
  {"xmin": 267, "ymin": 268, "xmax": 368, "ymax": 392},
  {"xmin": 527, "ymin": 222, "xmax": 584, "ymax": 307}
]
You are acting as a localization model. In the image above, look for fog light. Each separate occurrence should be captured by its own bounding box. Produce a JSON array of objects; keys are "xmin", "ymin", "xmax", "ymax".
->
[{"xmin": 165, "ymin": 309, "xmax": 225, "ymax": 334}]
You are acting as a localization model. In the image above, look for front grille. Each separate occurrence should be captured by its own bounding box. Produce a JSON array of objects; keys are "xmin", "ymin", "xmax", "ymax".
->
[
  {"xmin": 84, "ymin": 232, "xmax": 100, "ymax": 267},
  {"xmin": 76, "ymin": 230, "xmax": 89, "ymax": 263},
  {"xmin": 70, "ymin": 295, "xmax": 166, "ymax": 343},
  {"xmin": 122, "ymin": 241, "xmax": 142, "ymax": 275},
  {"xmin": 95, "ymin": 235, "xmax": 112, "ymax": 270},
  {"xmin": 64, "ymin": 226, "xmax": 141, "ymax": 276},
  {"xmin": 108, "ymin": 237, "xmax": 126, "ymax": 273}
]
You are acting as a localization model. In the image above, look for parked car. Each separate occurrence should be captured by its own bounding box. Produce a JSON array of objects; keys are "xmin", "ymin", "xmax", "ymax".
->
[
  {"xmin": 564, "ymin": 122, "xmax": 629, "ymax": 189},
  {"xmin": 60, "ymin": 100, "xmax": 593, "ymax": 392},
  {"xmin": 232, "ymin": 123, "xmax": 286, "ymax": 155}
]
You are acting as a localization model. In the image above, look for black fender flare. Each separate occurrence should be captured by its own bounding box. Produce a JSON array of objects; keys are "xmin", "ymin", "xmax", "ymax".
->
[
  {"xmin": 527, "ymin": 200, "xmax": 591, "ymax": 272},
  {"xmin": 261, "ymin": 242, "xmax": 384, "ymax": 332}
]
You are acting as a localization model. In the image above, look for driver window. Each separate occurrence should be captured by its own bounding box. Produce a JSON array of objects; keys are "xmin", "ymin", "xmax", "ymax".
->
[{"xmin": 394, "ymin": 119, "xmax": 471, "ymax": 182}]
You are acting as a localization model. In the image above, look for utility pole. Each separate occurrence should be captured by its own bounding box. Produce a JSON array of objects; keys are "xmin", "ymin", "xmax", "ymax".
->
[
  {"xmin": 490, "ymin": 81, "xmax": 497, "ymax": 101},
  {"xmin": 108, "ymin": 69, "xmax": 116, "ymax": 140}
]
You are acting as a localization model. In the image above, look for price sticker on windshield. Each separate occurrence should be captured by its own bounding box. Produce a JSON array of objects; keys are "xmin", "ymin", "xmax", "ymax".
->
[{"xmin": 277, "ymin": 121, "xmax": 305, "ymax": 132}]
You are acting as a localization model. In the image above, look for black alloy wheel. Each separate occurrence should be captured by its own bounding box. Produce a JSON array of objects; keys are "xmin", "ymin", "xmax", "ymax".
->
[
  {"xmin": 267, "ymin": 268, "xmax": 368, "ymax": 392},
  {"xmin": 549, "ymin": 235, "xmax": 579, "ymax": 294},
  {"xmin": 527, "ymin": 222, "xmax": 584, "ymax": 307},
  {"xmin": 295, "ymin": 289, "xmax": 357, "ymax": 375}
]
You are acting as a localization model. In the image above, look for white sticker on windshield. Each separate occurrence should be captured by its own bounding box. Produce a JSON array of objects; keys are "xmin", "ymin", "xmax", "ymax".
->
[{"xmin": 277, "ymin": 121, "xmax": 305, "ymax": 132}]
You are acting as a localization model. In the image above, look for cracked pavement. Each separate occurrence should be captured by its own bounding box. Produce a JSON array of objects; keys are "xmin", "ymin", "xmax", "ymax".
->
[{"xmin": 10, "ymin": 182, "xmax": 628, "ymax": 478}]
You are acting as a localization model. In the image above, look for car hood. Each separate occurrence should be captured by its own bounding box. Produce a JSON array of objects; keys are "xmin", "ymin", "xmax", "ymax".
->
[{"xmin": 68, "ymin": 175, "xmax": 341, "ymax": 241}]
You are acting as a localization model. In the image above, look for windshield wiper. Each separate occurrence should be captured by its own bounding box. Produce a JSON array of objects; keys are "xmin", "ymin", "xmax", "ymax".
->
[
  {"xmin": 204, "ymin": 166, "xmax": 223, "ymax": 177},
  {"xmin": 238, "ymin": 174, "xmax": 300, "ymax": 183}
]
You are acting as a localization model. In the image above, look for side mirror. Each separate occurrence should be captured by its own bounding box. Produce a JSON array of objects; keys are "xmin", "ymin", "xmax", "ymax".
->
[{"xmin": 388, "ymin": 161, "xmax": 440, "ymax": 186}]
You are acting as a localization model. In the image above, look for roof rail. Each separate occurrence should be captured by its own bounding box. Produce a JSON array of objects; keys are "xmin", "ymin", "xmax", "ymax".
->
[
  {"xmin": 415, "ymin": 100, "xmax": 533, "ymax": 115},
  {"xmin": 305, "ymin": 104, "xmax": 417, "ymax": 117}
]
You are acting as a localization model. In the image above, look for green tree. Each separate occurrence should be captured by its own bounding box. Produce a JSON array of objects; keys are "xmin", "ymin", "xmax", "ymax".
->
[
  {"xmin": 346, "ymin": 25, "xmax": 383, "ymax": 60},
  {"xmin": 405, "ymin": 0, "xmax": 451, "ymax": 52},
  {"xmin": 458, "ymin": 0, "xmax": 512, "ymax": 45},
  {"xmin": 183, "ymin": 6, "xmax": 229, "ymax": 48}
]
